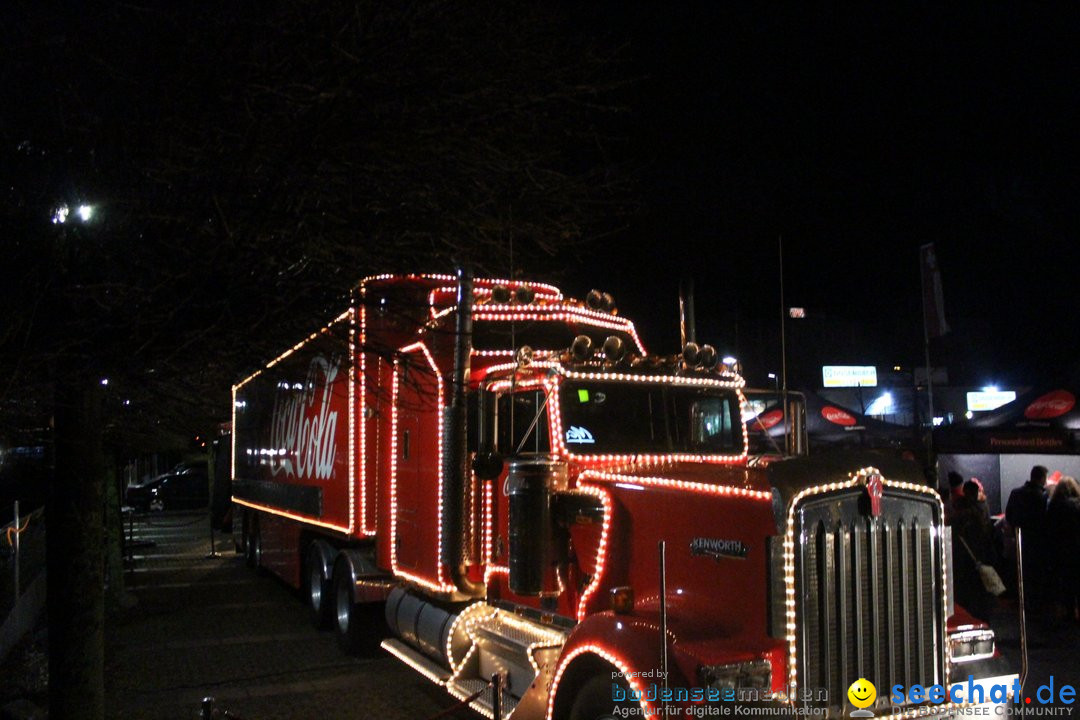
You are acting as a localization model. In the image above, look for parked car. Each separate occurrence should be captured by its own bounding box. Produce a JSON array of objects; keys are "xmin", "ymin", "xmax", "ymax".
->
[{"xmin": 125, "ymin": 462, "xmax": 209, "ymax": 512}]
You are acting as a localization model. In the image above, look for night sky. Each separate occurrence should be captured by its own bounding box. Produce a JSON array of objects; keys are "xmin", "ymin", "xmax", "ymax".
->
[
  {"xmin": 573, "ymin": 5, "xmax": 1080, "ymax": 388},
  {"xmin": 5, "ymin": 4, "xmax": 1080, "ymax": 402}
]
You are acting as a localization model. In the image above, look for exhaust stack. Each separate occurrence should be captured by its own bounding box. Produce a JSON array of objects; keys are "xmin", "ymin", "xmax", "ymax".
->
[
  {"xmin": 441, "ymin": 267, "xmax": 484, "ymax": 596},
  {"xmin": 679, "ymin": 277, "xmax": 697, "ymax": 349}
]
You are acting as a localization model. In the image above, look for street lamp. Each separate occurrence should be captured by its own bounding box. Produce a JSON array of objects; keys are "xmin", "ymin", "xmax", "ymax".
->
[{"xmin": 51, "ymin": 203, "xmax": 96, "ymax": 225}]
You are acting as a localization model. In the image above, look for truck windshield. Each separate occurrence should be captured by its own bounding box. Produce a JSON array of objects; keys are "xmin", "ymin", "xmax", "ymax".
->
[{"xmin": 558, "ymin": 380, "xmax": 742, "ymax": 455}]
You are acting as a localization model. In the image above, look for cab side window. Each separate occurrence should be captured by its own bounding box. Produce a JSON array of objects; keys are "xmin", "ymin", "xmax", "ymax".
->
[{"xmin": 495, "ymin": 389, "xmax": 550, "ymax": 455}]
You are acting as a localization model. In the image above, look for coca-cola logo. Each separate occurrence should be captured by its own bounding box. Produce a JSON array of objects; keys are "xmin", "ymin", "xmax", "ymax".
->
[
  {"xmin": 269, "ymin": 355, "xmax": 341, "ymax": 480},
  {"xmin": 821, "ymin": 406, "xmax": 856, "ymax": 426},
  {"xmin": 1024, "ymin": 390, "xmax": 1075, "ymax": 420},
  {"xmin": 755, "ymin": 409, "xmax": 784, "ymax": 430}
]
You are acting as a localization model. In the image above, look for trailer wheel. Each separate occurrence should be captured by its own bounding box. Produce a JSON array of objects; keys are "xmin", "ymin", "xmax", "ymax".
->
[
  {"xmin": 332, "ymin": 566, "xmax": 383, "ymax": 655},
  {"xmin": 245, "ymin": 516, "xmax": 262, "ymax": 569},
  {"xmin": 567, "ymin": 674, "xmax": 635, "ymax": 720},
  {"xmin": 307, "ymin": 546, "xmax": 332, "ymax": 629}
]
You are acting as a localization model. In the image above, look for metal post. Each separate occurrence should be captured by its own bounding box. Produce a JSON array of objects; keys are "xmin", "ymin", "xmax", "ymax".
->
[
  {"xmin": 127, "ymin": 508, "xmax": 134, "ymax": 566},
  {"xmin": 206, "ymin": 508, "xmax": 221, "ymax": 559},
  {"xmin": 778, "ymin": 236, "xmax": 790, "ymax": 456},
  {"xmin": 13, "ymin": 500, "xmax": 20, "ymax": 599},
  {"xmin": 491, "ymin": 672, "xmax": 502, "ymax": 720},
  {"xmin": 659, "ymin": 540, "xmax": 669, "ymax": 717},
  {"xmin": 1015, "ymin": 527, "xmax": 1028, "ymax": 696}
]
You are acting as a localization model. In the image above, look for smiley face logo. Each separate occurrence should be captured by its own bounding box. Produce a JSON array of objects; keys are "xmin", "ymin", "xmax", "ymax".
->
[{"xmin": 847, "ymin": 678, "xmax": 877, "ymax": 712}]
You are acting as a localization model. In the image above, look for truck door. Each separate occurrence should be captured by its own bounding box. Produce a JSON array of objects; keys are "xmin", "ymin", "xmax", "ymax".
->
[
  {"xmin": 395, "ymin": 412, "xmax": 421, "ymax": 570},
  {"xmin": 391, "ymin": 352, "xmax": 442, "ymax": 583}
]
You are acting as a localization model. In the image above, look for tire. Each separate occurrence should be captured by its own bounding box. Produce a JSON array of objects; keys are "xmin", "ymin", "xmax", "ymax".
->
[
  {"xmin": 245, "ymin": 516, "xmax": 261, "ymax": 569},
  {"xmin": 332, "ymin": 565, "xmax": 384, "ymax": 655},
  {"xmin": 568, "ymin": 674, "xmax": 636, "ymax": 720},
  {"xmin": 307, "ymin": 546, "xmax": 332, "ymax": 630}
]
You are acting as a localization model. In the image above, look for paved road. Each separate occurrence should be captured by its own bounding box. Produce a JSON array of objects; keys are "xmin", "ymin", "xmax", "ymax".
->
[
  {"xmin": 107, "ymin": 511, "xmax": 1080, "ymax": 719},
  {"xmin": 108, "ymin": 511, "xmax": 464, "ymax": 720}
]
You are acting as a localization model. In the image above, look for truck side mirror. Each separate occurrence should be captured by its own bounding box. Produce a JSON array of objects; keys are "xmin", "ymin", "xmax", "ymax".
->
[{"xmin": 473, "ymin": 451, "xmax": 505, "ymax": 480}]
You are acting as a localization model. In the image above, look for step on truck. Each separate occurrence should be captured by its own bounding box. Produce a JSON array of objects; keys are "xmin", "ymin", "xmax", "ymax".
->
[{"xmin": 231, "ymin": 271, "xmax": 1017, "ymax": 719}]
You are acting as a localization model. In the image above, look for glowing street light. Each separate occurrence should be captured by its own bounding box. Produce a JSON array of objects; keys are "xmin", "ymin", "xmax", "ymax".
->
[{"xmin": 51, "ymin": 203, "xmax": 96, "ymax": 224}]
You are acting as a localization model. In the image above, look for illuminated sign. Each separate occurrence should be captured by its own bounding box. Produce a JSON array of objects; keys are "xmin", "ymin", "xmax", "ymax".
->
[
  {"xmin": 1024, "ymin": 389, "xmax": 1075, "ymax": 419},
  {"xmin": 789, "ymin": 307, "xmax": 806, "ymax": 318},
  {"xmin": 821, "ymin": 406, "xmax": 857, "ymax": 426},
  {"xmin": 822, "ymin": 366, "xmax": 877, "ymax": 388},
  {"xmin": 967, "ymin": 390, "xmax": 1017, "ymax": 412}
]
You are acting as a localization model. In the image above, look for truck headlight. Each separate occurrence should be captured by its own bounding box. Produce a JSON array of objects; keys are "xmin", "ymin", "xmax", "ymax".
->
[{"xmin": 700, "ymin": 659, "xmax": 772, "ymax": 694}]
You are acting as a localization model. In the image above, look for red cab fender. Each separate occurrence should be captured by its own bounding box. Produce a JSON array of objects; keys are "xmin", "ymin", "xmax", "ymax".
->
[{"xmin": 547, "ymin": 612, "xmax": 678, "ymax": 720}]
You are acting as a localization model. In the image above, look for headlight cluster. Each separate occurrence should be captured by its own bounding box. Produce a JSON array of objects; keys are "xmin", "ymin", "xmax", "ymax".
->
[
  {"xmin": 700, "ymin": 659, "xmax": 772, "ymax": 693},
  {"xmin": 949, "ymin": 629, "xmax": 995, "ymax": 663}
]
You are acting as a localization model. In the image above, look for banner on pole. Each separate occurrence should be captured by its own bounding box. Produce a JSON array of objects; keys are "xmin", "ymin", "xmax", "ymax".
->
[{"xmin": 920, "ymin": 243, "xmax": 949, "ymax": 338}]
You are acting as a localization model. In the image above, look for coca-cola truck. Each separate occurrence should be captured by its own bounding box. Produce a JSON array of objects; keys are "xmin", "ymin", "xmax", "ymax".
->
[{"xmin": 231, "ymin": 271, "xmax": 1016, "ymax": 719}]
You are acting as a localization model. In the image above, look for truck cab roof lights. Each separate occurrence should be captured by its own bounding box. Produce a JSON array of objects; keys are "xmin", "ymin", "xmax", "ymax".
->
[
  {"xmin": 571, "ymin": 335, "xmax": 593, "ymax": 362},
  {"xmin": 515, "ymin": 285, "xmax": 536, "ymax": 305},
  {"xmin": 698, "ymin": 345, "xmax": 718, "ymax": 369},
  {"xmin": 601, "ymin": 336, "xmax": 626, "ymax": 363},
  {"xmin": 516, "ymin": 345, "xmax": 535, "ymax": 367},
  {"xmin": 359, "ymin": 272, "xmax": 562, "ymax": 299},
  {"xmin": 682, "ymin": 342, "xmax": 701, "ymax": 366},
  {"xmin": 681, "ymin": 343, "xmax": 720, "ymax": 372},
  {"xmin": 585, "ymin": 289, "xmax": 616, "ymax": 313}
]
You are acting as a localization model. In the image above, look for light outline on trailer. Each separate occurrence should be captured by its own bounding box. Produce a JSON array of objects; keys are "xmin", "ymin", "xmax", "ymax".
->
[{"xmin": 230, "ymin": 310, "xmax": 354, "ymax": 535}]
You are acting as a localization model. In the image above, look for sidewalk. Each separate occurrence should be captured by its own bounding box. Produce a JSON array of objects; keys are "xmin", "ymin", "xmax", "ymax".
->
[
  {"xmin": 987, "ymin": 597, "xmax": 1080, "ymax": 709},
  {"xmin": 107, "ymin": 511, "xmax": 458, "ymax": 720}
]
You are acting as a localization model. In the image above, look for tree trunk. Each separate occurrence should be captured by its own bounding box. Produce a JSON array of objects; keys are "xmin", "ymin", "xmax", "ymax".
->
[
  {"xmin": 104, "ymin": 457, "xmax": 127, "ymax": 613},
  {"xmin": 47, "ymin": 376, "xmax": 105, "ymax": 720}
]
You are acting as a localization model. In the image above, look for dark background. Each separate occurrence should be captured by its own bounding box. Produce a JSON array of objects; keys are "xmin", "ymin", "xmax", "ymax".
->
[
  {"xmin": 570, "ymin": 4, "xmax": 1080, "ymax": 389},
  {"xmin": 4, "ymin": 3, "xmax": 1080, "ymax": 429}
]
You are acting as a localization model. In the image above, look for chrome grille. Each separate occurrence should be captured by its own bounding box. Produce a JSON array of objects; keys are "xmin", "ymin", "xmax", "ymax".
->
[{"xmin": 795, "ymin": 489, "xmax": 944, "ymax": 710}]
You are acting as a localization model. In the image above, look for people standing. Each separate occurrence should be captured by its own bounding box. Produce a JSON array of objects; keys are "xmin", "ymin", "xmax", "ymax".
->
[
  {"xmin": 1046, "ymin": 476, "xmax": 1080, "ymax": 622},
  {"xmin": 1005, "ymin": 465, "xmax": 1050, "ymax": 610},
  {"xmin": 944, "ymin": 471, "xmax": 965, "ymax": 524},
  {"xmin": 953, "ymin": 480, "xmax": 997, "ymax": 620}
]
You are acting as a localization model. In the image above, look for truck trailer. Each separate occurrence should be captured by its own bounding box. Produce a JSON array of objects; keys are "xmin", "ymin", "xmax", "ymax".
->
[{"xmin": 231, "ymin": 271, "xmax": 1016, "ymax": 719}]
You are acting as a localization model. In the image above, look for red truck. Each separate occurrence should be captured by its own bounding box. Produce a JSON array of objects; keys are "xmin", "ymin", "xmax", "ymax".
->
[{"xmin": 232, "ymin": 271, "xmax": 1016, "ymax": 719}]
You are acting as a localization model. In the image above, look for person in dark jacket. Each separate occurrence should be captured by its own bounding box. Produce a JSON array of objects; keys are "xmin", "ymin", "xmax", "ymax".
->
[
  {"xmin": 953, "ymin": 480, "xmax": 997, "ymax": 620},
  {"xmin": 1046, "ymin": 476, "xmax": 1080, "ymax": 621},
  {"xmin": 944, "ymin": 471, "xmax": 965, "ymax": 524},
  {"xmin": 1006, "ymin": 465, "xmax": 1049, "ymax": 608}
]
